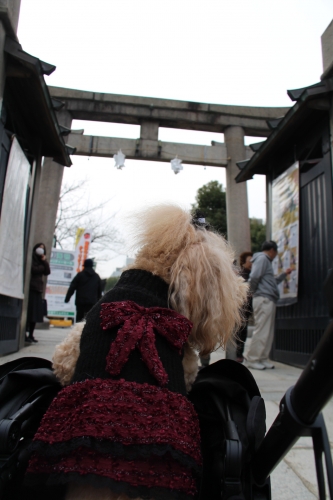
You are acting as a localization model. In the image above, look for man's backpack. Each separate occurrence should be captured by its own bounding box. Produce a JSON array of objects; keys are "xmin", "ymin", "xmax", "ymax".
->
[
  {"xmin": 189, "ymin": 359, "xmax": 271, "ymax": 500},
  {"xmin": 0, "ymin": 357, "xmax": 61, "ymax": 500}
]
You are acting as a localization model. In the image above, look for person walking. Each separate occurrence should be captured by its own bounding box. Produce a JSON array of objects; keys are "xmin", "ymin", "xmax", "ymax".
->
[
  {"xmin": 26, "ymin": 243, "xmax": 50, "ymax": 343},
  {"xmin": 65, "ymin": 258, "xmax": 102, "ymax": 322},
  {"xmin": 236, "ymin": 251, "xmax": 253, "ymax": 363},
  {"xmin": 246, "ymin": 241, "xmax": 291, "ymax": 370}
]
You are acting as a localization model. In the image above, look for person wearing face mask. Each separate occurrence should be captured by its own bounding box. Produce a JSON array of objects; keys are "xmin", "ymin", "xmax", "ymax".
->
[{"xmin": 26, "ymin": 243, "xmax": 50, "ymax": 343}]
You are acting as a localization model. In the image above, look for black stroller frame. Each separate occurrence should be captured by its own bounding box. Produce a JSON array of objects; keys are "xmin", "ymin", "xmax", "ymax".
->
[{"xmin": 252, "ymin": 319, "xmax": 333, "ymax": 500}]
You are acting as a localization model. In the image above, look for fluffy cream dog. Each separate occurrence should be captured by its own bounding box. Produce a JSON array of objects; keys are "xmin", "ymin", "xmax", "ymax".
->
[{"xmin": 29, "ymin": 205, "xmax": 248, "ymax": 500}]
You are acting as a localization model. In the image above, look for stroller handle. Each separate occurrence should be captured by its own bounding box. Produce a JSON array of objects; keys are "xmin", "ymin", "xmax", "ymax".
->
[{"xmin": 252, "ymin": 320, "xmax": 333, "ymax": 484}]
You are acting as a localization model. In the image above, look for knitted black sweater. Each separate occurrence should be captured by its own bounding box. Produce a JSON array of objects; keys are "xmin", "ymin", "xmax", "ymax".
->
[{"xmin": 72, "ymin": 269, "xmax": 187, "ymax": 395}]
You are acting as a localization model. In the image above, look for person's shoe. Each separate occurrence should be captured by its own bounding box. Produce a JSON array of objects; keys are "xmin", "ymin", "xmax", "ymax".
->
[
  {"xmin": 246, "ymin": 361, "xmax": 266, "ymax": 370},
  {"xmin": 25, "ymin": 336, "xmax": 32, "ymax": 343},
  {"xmin": 261, "ymin": 360, "xmax": 275, "ymax": 369},
  {"xmin": 236, "ymin": 356, "xmax": 244, "ymax": 363},
  {"xmin": 30, "ymin": 337, "xmax": 38, "ymax": 343}
]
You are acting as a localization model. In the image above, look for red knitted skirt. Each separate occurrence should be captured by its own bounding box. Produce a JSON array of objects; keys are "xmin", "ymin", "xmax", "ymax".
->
[{"xmin": 26, "ymin": 378, "xmax": 202, "ymax": 500}]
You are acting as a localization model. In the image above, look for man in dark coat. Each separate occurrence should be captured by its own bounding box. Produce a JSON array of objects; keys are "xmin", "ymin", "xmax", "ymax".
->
[{"xmin": 65, "ymin": 259, "xmax": 102, "ymax": 322}]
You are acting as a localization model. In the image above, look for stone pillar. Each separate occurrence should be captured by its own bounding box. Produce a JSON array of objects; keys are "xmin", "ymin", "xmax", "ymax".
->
[
  {"xmin": 0, "ymin": 0, "xmax": 21, "ymax": 99},
  {"xmin": 224, "ymin": 126, "xmax": 251, "ymax": 260},
  {"xmin": 140, "ymin": 120, "xmax": 159, "ymax": 157},
  {"xmin": 224, "ymin": 126, "xmax": 251, "ymax": 360},
  {"xmin": 321, "ymin": 19, "xmax": 333, "ymax": 77},
  {"xmin": 33, "ymin": 110, "xmax": 72, "ymax": 255},
  {"xmin": 0, "ymin": 0, "xmax": 21, "ymax": 33}
]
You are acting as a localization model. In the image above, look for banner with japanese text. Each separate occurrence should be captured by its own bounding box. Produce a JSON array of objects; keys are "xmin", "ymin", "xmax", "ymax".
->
[
  {"xmin": 75, "ymin": 229, "xmax": 92, "ymax": 273},
  {"xmin": 271, "ymin": 162, "xmax": 299, "ymax": 305}
]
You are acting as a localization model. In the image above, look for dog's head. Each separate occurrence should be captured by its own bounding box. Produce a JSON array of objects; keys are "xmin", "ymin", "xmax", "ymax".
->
[{"xmin": 128, "ymin": 205, "xmax": 248, "ymax": 356}]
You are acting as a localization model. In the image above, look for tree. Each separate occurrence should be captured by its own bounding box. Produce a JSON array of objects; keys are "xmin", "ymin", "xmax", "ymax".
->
[
  {"xmin": 193, "ymin": 181, "xmax": 267, "ymax": 251},
  {"xmin": 192, "ymin": 181, "xmax": 227, "ymax": 235},
  {"xmin": 250, "ymin": 218, "xmax": 266, "ymax": 253},
  {"xmin": 55, "ymin": 180, "xmax": 123, "ymax": 260}
]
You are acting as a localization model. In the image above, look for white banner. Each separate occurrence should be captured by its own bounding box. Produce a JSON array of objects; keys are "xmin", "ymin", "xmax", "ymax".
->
[
  {"xmin": 75, "ymin": 229, "xmax": 92, "ymax": 273},
  {"xmin": 46, "ymin": 249, "xmax": 76, "ymax": 319},
  {"xmin": 0, "ymin": 138, "xmax": 30, "ymax": 299},
  {"xmin": 272, "ymin": 162, "xmax": 299, "ymax": 304}
]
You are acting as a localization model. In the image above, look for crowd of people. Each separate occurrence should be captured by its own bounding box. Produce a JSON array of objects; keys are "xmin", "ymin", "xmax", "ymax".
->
[
  {"xmin": 234, "ymin": 240, "xmax": 291, "ymax": 370},
  {"xmin": 23, "ymin": 208, "xmax": 293, "ymax": 499},
  {"xmin": 26, "ymin": 236, "xmax": 288, "ymax": 370},
  {"xmin": 25, "ymin": 249, "xmax": 102, "ymax": 342}
]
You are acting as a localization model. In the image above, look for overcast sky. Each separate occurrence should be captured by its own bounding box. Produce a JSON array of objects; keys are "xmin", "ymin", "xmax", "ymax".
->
[{"xmin": 18, "ymin": 0, "xmax": 333, "ymax": 277}]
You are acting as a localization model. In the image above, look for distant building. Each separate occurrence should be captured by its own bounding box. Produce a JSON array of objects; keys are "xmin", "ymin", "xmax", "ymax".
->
[
  {"xmin": 111, "ymin": 267, "xmax": 123, "ymax": 278},
  {"xmin": 111, "ymin": 257, "xmax": 135, "ymax": 277}
]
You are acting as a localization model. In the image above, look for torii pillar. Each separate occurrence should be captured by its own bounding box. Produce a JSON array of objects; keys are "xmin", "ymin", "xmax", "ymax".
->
[
  {"xmin": 224, "ymin": 126, "xmax": 251, "ymax": 260},
  {"xmin": 33, "ymin": 110, "xmax": 72, "ymax": 254},
  {"xmin": 224, "ymin": 126, "xmax": 251, "ymax": 360}
]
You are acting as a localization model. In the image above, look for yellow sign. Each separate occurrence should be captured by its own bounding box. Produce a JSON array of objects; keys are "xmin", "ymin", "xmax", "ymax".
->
[{"xmin": 75, "ymin": 228, "xmax": 85, "ymax": 248}]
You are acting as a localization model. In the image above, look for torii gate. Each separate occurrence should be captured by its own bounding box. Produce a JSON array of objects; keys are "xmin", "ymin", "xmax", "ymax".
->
[{"xmin": 35, "ymin": 86, "xmax": 289, "ymax": 260}]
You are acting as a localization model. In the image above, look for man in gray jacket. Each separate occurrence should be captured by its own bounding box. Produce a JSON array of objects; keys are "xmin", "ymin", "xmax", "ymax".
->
[{"xmin": 246, "ymin": 241, "xmax": 291, "ymax": 370}]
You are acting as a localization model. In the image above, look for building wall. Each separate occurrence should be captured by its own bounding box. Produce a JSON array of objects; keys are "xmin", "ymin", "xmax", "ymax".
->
[{"xmin": 271, "ymin": 132, "xmax": 333, "ymax": 367}]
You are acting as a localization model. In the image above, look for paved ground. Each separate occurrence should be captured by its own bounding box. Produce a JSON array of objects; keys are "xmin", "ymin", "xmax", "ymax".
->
[{"xmin": 1, "ymin": 327, "xmax": 332, "ymax": 499}]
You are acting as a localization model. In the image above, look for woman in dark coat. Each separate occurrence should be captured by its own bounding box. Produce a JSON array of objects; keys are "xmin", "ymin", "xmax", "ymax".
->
[{"xmin": 26, "ymin": 243, "xmax": 50, "ymax": 343}]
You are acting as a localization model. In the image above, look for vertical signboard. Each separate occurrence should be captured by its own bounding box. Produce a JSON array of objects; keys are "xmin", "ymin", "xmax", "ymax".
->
[
  {"xmin": 0, "ymin": 138, "xmax": 30, "ymax": 299},
  {"xmin": 45, "ymin": 249, "xmax": 76, "ymax": 319},
  {"xmin": 75, "ymin": 229, "xmax": 92, "ymax": 273},
  {"xmin": 271, "ymin": 161, "xmax": 299, "ymax": 305}
]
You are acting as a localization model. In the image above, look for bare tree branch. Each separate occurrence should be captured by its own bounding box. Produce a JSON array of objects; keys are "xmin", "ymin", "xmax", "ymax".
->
[{"xmin": 54, "ymin": 180, "xmax": 123, "ymax": 262}]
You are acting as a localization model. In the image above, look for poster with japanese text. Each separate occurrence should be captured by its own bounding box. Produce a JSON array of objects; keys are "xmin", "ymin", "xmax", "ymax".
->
[
  {"xmin": 45, "ymin": 249, "xmax": 76, "ymax": 319},
  {"xmin": 271, "ymin": 162, "xmax": 299, "ymax": 305}
]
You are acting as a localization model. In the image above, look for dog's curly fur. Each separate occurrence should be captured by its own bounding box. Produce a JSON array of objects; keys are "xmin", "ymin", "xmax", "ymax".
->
[
  {"xmin": 52, "ymin": 205, "xmax": 248, "ymax": 500},
  {"xmin": 52, "ymin": 321, "xmax": 83, "ymax": 387}
]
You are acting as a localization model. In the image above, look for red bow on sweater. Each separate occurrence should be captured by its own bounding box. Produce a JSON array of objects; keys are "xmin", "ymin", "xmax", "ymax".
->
[{"xmin": 100, "ymin": 301, "xmax": 192, "ymax": 386}]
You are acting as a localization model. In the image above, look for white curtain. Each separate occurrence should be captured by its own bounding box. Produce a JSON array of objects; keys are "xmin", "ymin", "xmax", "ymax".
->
[{"xmin": 0, "ymin": 137, "xmax": 30, "ymax": 298}]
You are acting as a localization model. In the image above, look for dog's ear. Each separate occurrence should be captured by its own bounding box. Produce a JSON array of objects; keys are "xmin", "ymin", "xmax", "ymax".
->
[
  {"xmin": 52, "ymin": 322, "xmax": 85, "ymax": 386},
  {"xmin": 170, "ymin": 231, "xmax": 248, "ymax": 356}
]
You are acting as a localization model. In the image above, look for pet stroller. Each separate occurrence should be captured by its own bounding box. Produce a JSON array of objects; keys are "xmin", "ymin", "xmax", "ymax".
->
[
  {"xmin": 189, "ymin": 358, "xmax": 270, "ymax": 500},
  {"xmin": 189, "ymin": 319, "xmax": 333, "ymax": 500},
  {"xmin": 0, "ymin": 323, "xmax": 332, "ymax": 500}
]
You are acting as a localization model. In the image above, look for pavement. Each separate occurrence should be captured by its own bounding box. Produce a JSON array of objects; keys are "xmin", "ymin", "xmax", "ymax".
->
[{"xmin": 1, "ymin": 327, "xmax": 332, "ymax": 499}]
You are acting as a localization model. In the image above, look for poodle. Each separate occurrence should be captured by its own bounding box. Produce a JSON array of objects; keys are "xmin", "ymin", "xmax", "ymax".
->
[{"xmin": 26, "ymin": 205, "xmax": 248, "ymax": 500}]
